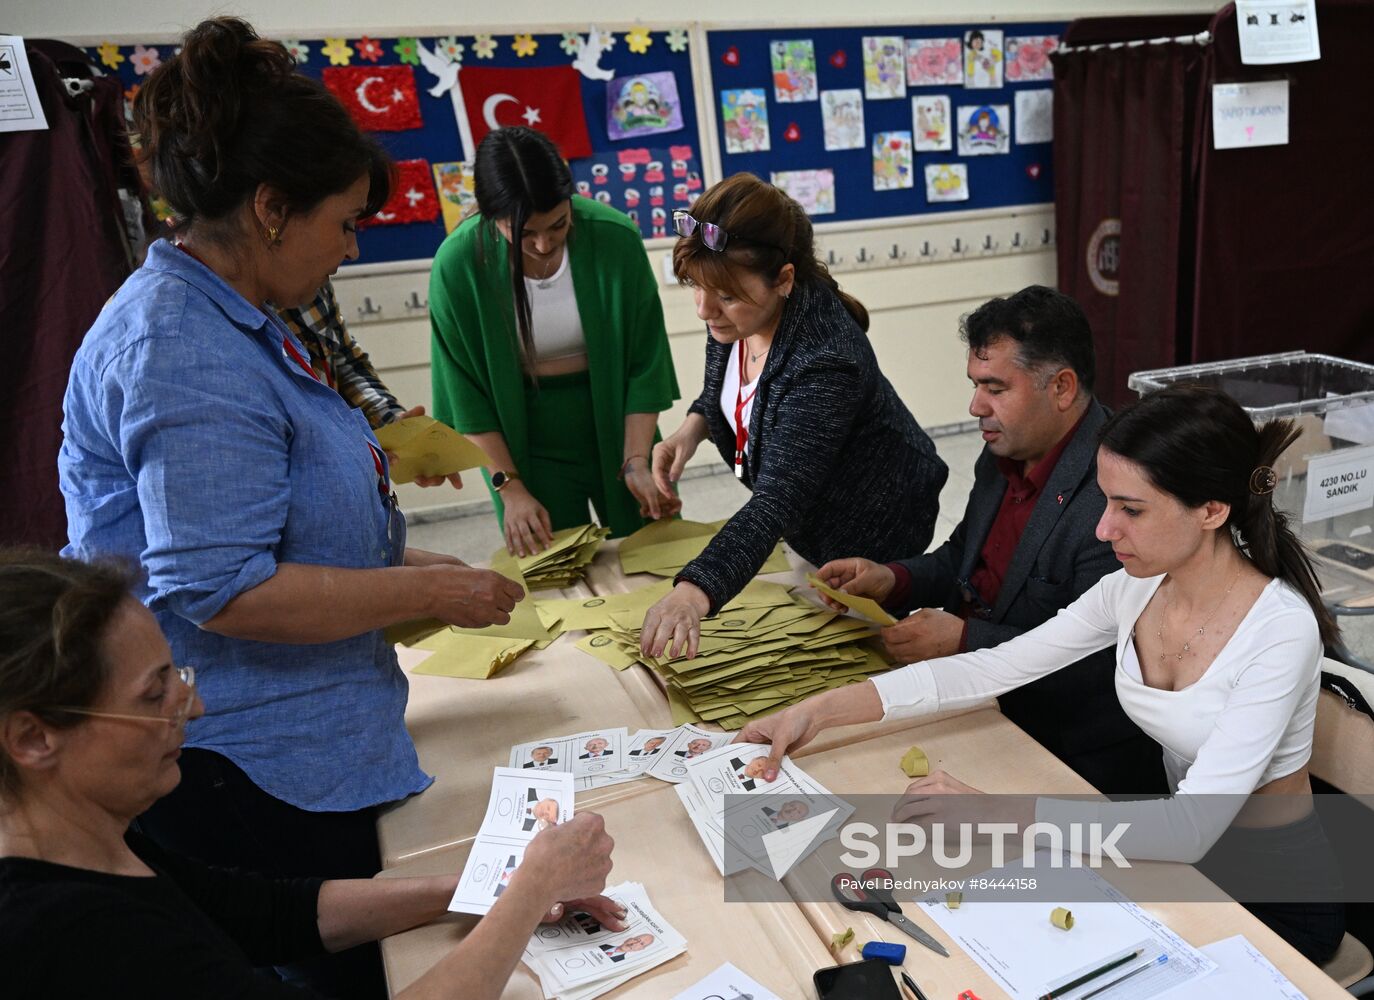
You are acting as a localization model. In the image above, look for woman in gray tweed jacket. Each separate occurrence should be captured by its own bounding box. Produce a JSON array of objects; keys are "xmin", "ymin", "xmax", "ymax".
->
[{"xmin": 640, "ymin": 173, "xmax": 948, "ymax": 659}]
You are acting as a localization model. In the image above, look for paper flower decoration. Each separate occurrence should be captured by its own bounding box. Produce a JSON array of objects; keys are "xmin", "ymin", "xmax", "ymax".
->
[
  {"xmin": 280, "ymin": 40, "xmax": 309, "ymax": 64},
  {"xmin": 321, "ymin": 38, "xmax": 354, "ymax": 66},
  {"xmin": 625, "ymin": 27, "xmax": 653, "ymax": 54},
  {"xmin": 96, "ymin": 42, "xmax": 124, "ymax": 69},
  {"xmin": 560, "ymin": 31, "xmax": 582, "ymax": 56},
  {"xmin": 511, "ymin": 34, "xmax": 538, "ymax": 58},
  {"xmin": 665, "ymin": 28, "xmax": 689, "ymax": 53},
  {"xmin": 435, "ymin": 36, "xmax": 465, "ymax": 63},
  {"xmin": 472, "ymin": 34, "xmax": 498, "ymax": 59},
  {"xmin": 356, "ymin": 36, "xmax": 383, "ymax": 62},
  {"xmin": 394, "ymin": 37, "xmax": 421, "ymax": 65},
  {"xmin": 130, "ymin": 44, "xmax": 161, "ymax": 76}
]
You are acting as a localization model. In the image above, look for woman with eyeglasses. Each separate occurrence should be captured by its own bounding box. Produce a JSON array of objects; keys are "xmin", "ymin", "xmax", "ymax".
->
[
  {"xmin": 429, "ymin": 127, "xmax": 680, "ymax": 554},
  {"xmin": 639, "ymin": 173, "xmax": 948, "ymax": 659},
  {"xmin": 0, "ymin": 551, "xmax": 622, "ymax": 999},
  {"xmin": 58, "ymin": 19, "xmax": 523, "ymax": 998}
]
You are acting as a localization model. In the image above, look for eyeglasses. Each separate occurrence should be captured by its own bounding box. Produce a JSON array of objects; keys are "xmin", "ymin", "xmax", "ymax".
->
[
  {"xmin": 54, "ymin": 666, "xmax": 197, "ymax": 728},
  {"xmin": 672, "ymin": 210, "xmax": 783, "ymax": 254}
]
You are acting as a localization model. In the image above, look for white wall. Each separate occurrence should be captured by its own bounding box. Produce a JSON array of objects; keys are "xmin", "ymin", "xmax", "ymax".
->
[{"xmin": 12, "ymin": 1, "xmax": 1216, "ymax": 43}]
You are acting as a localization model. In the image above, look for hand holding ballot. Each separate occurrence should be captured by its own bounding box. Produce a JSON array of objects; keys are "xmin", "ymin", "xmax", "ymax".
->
[
  {"xmin": 812, "ymin": 556, "xmax": 898, "ymax": 609},
  {"xmin": 813, "ymin": 557, "xmax": 965, "ymax": 662},
  {"xmin": 373, "ymin": 408, "xmax": 491, "ymax": 486}
]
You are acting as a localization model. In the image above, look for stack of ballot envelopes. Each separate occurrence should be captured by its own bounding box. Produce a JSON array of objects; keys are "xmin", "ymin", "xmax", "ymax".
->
[
  {"xmin": 549, "ymin": 576, "xmax": 893, "ymax": 729},
  {"xmin": 512, "ymin": 523, "xmax": 610, "ymax": 590}
]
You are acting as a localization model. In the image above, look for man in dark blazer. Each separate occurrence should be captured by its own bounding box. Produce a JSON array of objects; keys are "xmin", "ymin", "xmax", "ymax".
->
[{"xmin": 817, "ymin": 286, "xmax": 1165, "ymax": 795}]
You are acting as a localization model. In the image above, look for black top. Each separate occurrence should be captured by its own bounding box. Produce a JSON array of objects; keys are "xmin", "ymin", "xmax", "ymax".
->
[
  {"xmin": 681, "ymin": 279, "xmax": 948, "ymax": 612},
  {"xmin": 0, "ymin": 832, "xmax": 327, "ymax": 998}
]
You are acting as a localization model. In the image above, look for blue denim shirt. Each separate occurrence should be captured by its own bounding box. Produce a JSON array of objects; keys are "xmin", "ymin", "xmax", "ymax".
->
[{"xmin": 60, "ymin": 239, "xmax": 432, "ymax": 812}]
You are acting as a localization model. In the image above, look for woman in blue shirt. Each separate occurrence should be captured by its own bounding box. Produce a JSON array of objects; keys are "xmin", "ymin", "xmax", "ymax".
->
[{"xmin": 59, "ymin": 18, "xmax": 523, "ymax": 999}]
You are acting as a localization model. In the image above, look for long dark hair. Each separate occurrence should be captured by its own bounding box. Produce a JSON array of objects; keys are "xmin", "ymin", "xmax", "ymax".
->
[
  {"xmin": 672, "ymin": 172, "xmax": 869, "ymax": 332},
  {"xmin": 472, "ymin": 127, "xmax": 574, "ymax": 367},
  {"xmin": 1099, "ymin": 386, "xmax": 1338, "ymax": 645},
  {"xmin": 133, "ymin": 17, "xmax": 391, "ymax": 242},
  {"xmin": 0, "ymin": 551, "xmax": 134, "ymax": 798}
]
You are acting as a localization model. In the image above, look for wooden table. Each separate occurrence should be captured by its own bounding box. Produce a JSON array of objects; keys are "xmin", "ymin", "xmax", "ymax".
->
[
  {"xmin": 377, "ymin": 544, "xmax": 1348, "ymax": 998},
  {"xmin": 377, "ymin": 783, "xmax": 834, "ymax": 998},
  {"xmin": 781, "ymin": 708, "xmax": 1350, "ymax": 1000},
  {"xmin": 378, "ymin": 582, "xmax": 673, "ymax": 867}
]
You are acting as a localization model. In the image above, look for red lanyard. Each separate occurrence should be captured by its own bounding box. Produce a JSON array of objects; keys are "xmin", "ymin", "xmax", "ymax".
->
[
  {"xmin": 281, "ymin": 334, "xmax": 336, "ymax": 390},
  {"xmin": 734, "ymin": 340, "xmax": 759, "ymax": 479}
]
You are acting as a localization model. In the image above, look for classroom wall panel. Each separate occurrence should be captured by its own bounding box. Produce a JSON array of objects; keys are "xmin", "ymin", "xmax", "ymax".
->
[{"xmin": 12, "ymin": 2, "xmax": 1217, "ymax": 39}]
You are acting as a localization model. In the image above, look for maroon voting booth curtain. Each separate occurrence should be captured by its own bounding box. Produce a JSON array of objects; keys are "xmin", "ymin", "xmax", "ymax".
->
[
  {"xmin": 1052, "ymin": 31, "xmax": 1207, "ymax": 407},
  {"xmin": 0, "ymin": 42, "xmax": 141, "ymax": 549},
  {"xmin": 1191, "ymin": 0, "xmax": 1374, "ymax": 364}
]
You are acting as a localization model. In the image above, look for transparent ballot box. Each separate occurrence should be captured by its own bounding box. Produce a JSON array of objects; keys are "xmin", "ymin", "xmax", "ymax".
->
[{"xmin": 1128, "ymin": 351, "xmax": 1374, "ymax": 607}]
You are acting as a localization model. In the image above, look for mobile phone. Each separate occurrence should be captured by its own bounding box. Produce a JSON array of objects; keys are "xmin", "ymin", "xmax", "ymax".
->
[{"xmin": 814, "ymin": 958, "xmax": 903, "ymax": 999}]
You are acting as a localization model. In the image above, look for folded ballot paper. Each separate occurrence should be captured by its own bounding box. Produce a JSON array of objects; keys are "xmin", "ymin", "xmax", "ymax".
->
[
  {"xmin": 449, "ymin": 768, "xmax": 575, "ymax": 916},
  {"xmin": 524, "ymin": 881, "xmax": 685, "ymax": 1000},
  {"xmin": 677, "ymin": 742, "xmax": 852, "ymax": 879},
  {"xmin": 372, "ymin": 415, "xmax": 489, "ymax": 484}
]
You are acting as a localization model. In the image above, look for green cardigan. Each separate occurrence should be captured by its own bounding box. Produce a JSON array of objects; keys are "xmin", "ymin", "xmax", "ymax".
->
[{"xmin": 429, "ymin": 197, "xmax": 679, "ymax": 534}]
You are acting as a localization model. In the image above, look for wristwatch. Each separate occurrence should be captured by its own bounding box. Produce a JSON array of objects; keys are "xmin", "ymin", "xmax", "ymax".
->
[{"xmin": 491, "ymin": 470, "xmax": 521, "ymax": 492}]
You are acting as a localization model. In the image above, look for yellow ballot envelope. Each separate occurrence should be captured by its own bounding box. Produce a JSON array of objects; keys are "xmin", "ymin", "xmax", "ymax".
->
[
  {"xmin": 805, "ymin": 572, "xmax": 898, "ymax": 627},
  {"xmin": 373, "ymin": 415, "xmax": 489, "ymax": 484}
]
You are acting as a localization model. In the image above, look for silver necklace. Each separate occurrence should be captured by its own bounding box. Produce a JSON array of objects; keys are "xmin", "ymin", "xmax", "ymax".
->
[
  {"xmin": 1155, "ymin": 569, "xmax": 1240, "ymax": 662},
  {"xmin": 526, "ymin": 252, "xmax": 560, "ymax": 287}
]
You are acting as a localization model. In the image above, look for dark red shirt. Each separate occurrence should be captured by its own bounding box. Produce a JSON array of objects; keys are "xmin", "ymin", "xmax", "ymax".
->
[{"xmin": 885, "ymin": 409, "xmax": 1088, "ymax": 650}]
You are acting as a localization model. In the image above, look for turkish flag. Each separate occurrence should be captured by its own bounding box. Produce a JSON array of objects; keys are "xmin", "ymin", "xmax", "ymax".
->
[
  {"xmin": 363, "ymin": 159, "xmax": 439, "ymax": 227},
  {"xmin": 458, "ymin": 65, "xmax": 592, "ymax": 159},
  {"xmin": 323, "ymin": 65, "xmax": 423, "ymax": 132}
]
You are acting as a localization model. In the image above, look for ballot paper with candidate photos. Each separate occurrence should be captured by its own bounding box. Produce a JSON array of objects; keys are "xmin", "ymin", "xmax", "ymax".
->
[
  {"xmin": 509, "ymin": 727, "xmax": 629, "ymax": 777},
  {"xmin": 448, "ymin": 768, "xmax": 574, "ymax": 915},
  {"xmin": 575, "ymin": 728, "xmax": 678, "ymax": 791},
  {"xmin": 524, "ymin": 881, "xmax": 686, "ymax": 996},
  {"xmin": 646, "ymin": 724, "xmax": 736, "ymax": 783},
  {"xmin": 681, "ymin": 742, "xmax": 853, "ymax": 877},
  {"xmin": 670, "ymin": 962, "xmax": 785, "ymax": 1000}
]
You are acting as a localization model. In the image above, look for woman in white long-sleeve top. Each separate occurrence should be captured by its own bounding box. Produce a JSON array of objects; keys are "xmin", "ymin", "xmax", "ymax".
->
[{"xmin": 738, "ymin": 385, "xmax": 1345, "ymax": 963}]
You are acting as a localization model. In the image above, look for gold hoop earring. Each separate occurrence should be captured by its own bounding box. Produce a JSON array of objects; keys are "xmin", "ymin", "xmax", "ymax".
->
[{"xmin": 266, "ymin": 225, "xmax": 280, "ymax": 245}]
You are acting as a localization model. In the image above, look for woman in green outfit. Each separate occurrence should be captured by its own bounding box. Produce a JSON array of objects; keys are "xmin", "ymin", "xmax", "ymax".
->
[{"xmin": 429, "ymin": 127, "xmax": 680, "ymax": 555}]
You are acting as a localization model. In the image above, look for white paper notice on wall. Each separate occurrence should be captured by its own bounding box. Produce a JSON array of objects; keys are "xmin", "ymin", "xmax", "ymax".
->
[
  {"xmin": 1212, "ymin": 80, "xmax": 1289, "ymax": 150},
  {"xmin": 1304, "ymin": 445, "xmax": 1374, "ymax": 524},
  {"xmin": 0, "ymin": 36, "xmax": 49, "ymax": 133},
  {"xmin": 1235, "ymin": 1, "xmax": 1320, "ymax": 65}
]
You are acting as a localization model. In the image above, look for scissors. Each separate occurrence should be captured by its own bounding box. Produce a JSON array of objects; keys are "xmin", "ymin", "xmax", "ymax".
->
[{"xmin": 830, "ymin": 868, "xmax": 949, "ymax": 958}]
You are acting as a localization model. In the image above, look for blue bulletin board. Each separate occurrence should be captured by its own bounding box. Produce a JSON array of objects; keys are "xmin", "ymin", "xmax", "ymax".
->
[
  {"xmin": 88, "ymin": 28, "xmax": 700, "ymax": 266},
  {"xmin": 704, "ymin": 22, "xmax": 1065, "ymax": 224}
]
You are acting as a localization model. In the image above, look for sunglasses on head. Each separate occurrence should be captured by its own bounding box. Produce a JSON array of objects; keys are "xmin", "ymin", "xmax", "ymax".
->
[{"xmin": 672, "ymin": 210, "xmax": 783, "ymax": 254}]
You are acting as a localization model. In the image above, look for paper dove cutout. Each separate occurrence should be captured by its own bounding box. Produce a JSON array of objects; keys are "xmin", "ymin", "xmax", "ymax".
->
[
  {"xmin": 572, "ymin": 26, "xmax": 615, "ymax": 81},
  {"xmin": 415, "ymin": 40, "xmax": 460, "ymax": 97}
]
